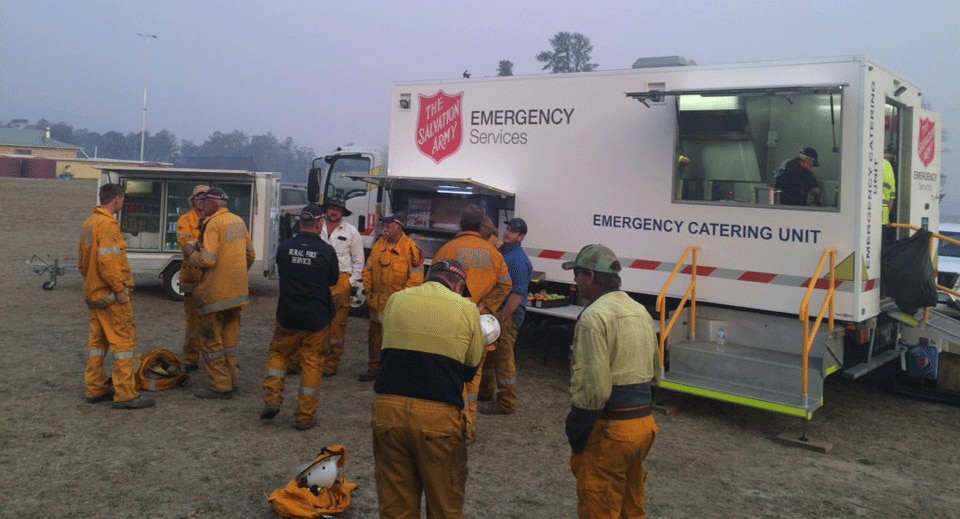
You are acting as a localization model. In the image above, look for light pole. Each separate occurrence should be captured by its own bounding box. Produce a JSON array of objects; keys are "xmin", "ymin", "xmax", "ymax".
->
[{"xmin": 137, "ymin": 33, "xmax": 158, "ymax": 162}]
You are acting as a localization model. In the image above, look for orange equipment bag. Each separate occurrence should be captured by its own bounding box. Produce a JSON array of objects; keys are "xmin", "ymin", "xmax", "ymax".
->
[
  {"xmin": 269, "ymin": 445, "xmax": 358, "ymax": 518},
  {"xmin": 135, "ymin": 349, "xmax": 190, "ymax": 391}
]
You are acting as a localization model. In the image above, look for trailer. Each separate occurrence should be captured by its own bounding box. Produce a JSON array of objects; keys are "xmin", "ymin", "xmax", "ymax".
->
[
  {"xmin": 309, "ymin": 56, "xmax": 951, "ymax": 418},
  {"xmin": 98, "ymin": 166, "xmax": 281, "ymax": 300}
]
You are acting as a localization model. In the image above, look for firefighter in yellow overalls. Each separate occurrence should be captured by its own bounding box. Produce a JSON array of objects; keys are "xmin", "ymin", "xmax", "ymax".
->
[
  {"xmin": 79, "ymin": 183, "xmax": 154, "ymax": 409},
  {"xmin": 188, "ymin": 187, "xmax": 255, "ymax": 399},
  {"xmin": 176, "ymin": 184, "xmax": 209, "ymax": 370}
]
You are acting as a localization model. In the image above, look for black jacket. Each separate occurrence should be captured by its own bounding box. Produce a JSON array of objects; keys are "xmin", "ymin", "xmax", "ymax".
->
[{"xmin": 275, "ymin": 231, "xmax": 339, "ymax": 331}]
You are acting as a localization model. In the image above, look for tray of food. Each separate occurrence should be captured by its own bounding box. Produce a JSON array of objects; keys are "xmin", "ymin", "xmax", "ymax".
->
[{"xmin": 528, "ymin": 290, "xmax": 569, "ymax": 308}]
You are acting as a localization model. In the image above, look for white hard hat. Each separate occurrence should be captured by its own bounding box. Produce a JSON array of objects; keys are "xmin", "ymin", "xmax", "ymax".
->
[
  {"xmin": 480, "ymin": 314, "xmax": 501, "ymax": 345},
  {"xmin": 296, "ymin": 454, "xmax": 341, "ymax": 492}
]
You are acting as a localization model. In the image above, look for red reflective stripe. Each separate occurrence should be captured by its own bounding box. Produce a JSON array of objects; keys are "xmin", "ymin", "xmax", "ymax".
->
[
  {"xmin": 739, "ymin": 271, "xmax": 777, "ymax": 283},
  {"xmin": 538, "ymin": 250, "xmax": 565, "ymax": 259},
  {"xmin": 629, "ymin": 259, "xmax": 661, "ymax": 270},
  {"xmin": 682, "ymin": 265, "xmax": 715, "ymax": 276}
]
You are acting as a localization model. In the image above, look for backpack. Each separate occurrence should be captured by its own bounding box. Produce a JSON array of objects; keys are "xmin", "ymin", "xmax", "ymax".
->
[{"xmin": 135, "ymin": 349, "xmax": 190, "ymax": 391}]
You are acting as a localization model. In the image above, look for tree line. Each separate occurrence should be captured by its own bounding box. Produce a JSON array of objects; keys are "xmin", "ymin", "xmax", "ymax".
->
[{"xmin": 2, "ymin": 118, "xmax": 316, "ymax": 183}]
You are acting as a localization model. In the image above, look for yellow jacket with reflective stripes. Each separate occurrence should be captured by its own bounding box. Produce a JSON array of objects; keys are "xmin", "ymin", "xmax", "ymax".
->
[
  {"xmin": 78, "ymin": 206, "xmax": 133, "ymax": 306},
  {"xmin": 187, "ymin": 207, "xmax": 255, "ymax": 315},
  {"xmin": 433, "ymin": 231, "xmax": 512, "ymax": 313},
  {"xmin": 362, "ymin": 232, "xmax": 424, "ymax": 316},
  {"xmin": 176, "ymin": 209, "xmax": 205, "ymax": 292}
]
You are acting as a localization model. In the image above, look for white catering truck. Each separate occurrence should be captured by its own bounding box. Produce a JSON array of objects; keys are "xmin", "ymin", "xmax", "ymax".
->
[
  {"xmin": 97, "ymin": 166, "xmax": 281, "ymax": 300},
  {"xmin": 308, "ymin": 56, "xmax": 948, "ymax": 418}
]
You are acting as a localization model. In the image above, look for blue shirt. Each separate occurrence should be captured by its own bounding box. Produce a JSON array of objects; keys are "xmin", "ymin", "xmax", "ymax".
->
[{"xmin": 499, "ymin": 242, "xmax": 533, "ymax": 325}]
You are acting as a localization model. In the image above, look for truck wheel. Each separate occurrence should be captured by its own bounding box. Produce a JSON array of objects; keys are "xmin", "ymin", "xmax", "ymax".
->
[{"xmin": 162, "ymin": 262, "xmax": 185, "ymax": 302}]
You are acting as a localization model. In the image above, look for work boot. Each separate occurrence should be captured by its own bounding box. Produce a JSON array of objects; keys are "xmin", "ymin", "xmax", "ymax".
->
[
  {"xmin": 85, "ymin": 388, "xmax": 115, "ymax": 404},
  {"xmin": 260, "ymin": 406, "xmax": 280, "ymax": 420},
  {"xmin": 112, "ymin": 395, "xmax": 156, "ymax": 409},
  {"xmin": 294, "ymin": 418, "xmax": 317, "ymax": 431},
  {"xmin": 478, "ymin": 401, "xmax": 511, "ymax": 415},
  {"xmin": 322, "ymin": 369, "xmax": 336, "ymax": 377},
  {"xmin": 357, "ymin": 370, "xmax": 378, "ymax": 382},
  {"xmin": 194, "ymin": 388, "xmax": 234, "ymax": 400},
  {"xmin": 183, "ymin": 364, "xmax": 199, "ymax": 372}
]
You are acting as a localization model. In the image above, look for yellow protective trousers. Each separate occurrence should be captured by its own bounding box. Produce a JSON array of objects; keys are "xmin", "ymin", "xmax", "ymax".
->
[
  {"xmin": 84, "ymin": 301, "xmax": 139, "ymax": 402},
  {"xmin": 322, "ymin": 273, "xmax": 351, "ymax": 374},
  {"xmin": 262, "ymin": 322, "xmax": 328, "ymax": 426},
  {"xmin": 372, "ymin": 395, "xmax": 467, "ymax": 519},
  {"xmin": 198, "ymin": 307, "xmax": 242, "ymax": 393},
  {"xmin": 480, "ymin": 316, "xmax": 519, "ymax": 413},
  {"xmin": 181, "ymin": 292, "xmax": 202, "ymax": 366},
  {"xmin": 462, "ymin": 348, "xmax": 489, "ymax": 443},
  {"xmin": 570, "ymin": 415, "xmax": 658, "ymax": 519},
  {"xmin": 367, "ymin": 318, "xmax": 383, "ymax": 372}
]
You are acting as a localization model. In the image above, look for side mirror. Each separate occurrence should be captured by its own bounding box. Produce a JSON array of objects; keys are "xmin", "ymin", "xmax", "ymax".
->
[{"xmin": 307, "ymin": 167, "xmax": 322, "ymax": 203}]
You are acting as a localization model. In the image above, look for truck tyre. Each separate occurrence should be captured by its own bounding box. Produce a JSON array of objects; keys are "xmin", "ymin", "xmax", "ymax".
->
[{"xmin": 162, "ymin": 262, "xmax": 185, "ymax": 302}]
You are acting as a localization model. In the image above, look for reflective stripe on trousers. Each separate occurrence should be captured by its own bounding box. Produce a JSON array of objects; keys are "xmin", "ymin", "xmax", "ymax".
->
[
  {"xmin": 198, "ymin": 307, "xmax": 242, "ymax": 393},
  {"xmin": 84, "ymin": 301, "xmax": 139, "ymax": 402},
  {"xmin": 322, "ymin": 273, "xmax": 352, "ymax": 372},
  {"xmin": 262, "ymin": 322, "xmax": 327, "ymax": 425}
]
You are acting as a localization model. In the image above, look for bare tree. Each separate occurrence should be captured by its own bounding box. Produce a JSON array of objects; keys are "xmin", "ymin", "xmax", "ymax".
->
[
  {"xmin": 497, "ymin": 60, "xmax": 514, "ymax": 77},
  {"xmin": 536, "ymin": 31, "xmax": 597, "ymax": 73}
]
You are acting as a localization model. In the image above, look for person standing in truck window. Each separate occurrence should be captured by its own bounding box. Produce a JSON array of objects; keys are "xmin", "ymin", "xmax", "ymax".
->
[
  {"xmin": 177, "ymin": 184, "xmax": 209, "ymax": 371},
  {"xmin": 562, "ymin": 244, "xmax": 660, "ymax": 519},
  {"xmin": 776, "ymin": 147, "xmax": 822, "ymax": 206},
  {"xmin": 318, "ymin": 196, "xmax": 364, "ymax": 377},
  {"xmin": 882, "ymin": 156, "xmax": 898, "ymax": 246}
]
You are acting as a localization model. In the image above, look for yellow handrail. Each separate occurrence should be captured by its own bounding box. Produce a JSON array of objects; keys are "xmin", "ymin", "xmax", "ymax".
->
[
  {"xmin": 798, "ymin": 248, "xmax": 836, "ymax": 400},
  {"xmin": 656, "ymin": 246, "xmax": 699, "ymax": 369}
]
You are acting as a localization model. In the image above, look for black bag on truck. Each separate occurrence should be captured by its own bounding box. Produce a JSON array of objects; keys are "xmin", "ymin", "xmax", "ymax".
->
[{"xmin": 881, "ymin": 228, "xmax": 938, "ymax": 315}]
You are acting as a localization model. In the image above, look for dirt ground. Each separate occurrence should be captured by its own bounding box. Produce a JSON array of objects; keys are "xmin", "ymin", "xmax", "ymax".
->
[{"xmin": 2, "ymin": 177, "xmax": 960, "ymax": 518}]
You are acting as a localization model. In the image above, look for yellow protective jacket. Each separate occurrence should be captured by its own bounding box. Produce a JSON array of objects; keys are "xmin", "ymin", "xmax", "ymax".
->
[
  {"xmin": 269, "ymin": 445, "xmax": 358, "ymax": 518},
  {"xmin": 78, "ymin": 206, "xmax": 134, "ymax": 307},
  {"xmin": 176, "ymin": 209, "xmax": 204, "ymax": 292},
  {"xmin": 187, "ymin": 207, "xmax": 255, "ymax": 315},
  {"xmin": 362, "ymin": 232, "xmax": 424, "ymax": 316},
  {"xmin": 433, "ymin": 231, "xmax": 512, "ymax": 312}
]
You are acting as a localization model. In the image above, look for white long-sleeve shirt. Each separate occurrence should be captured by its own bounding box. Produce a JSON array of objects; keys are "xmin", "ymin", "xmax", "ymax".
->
[{"xmin": 319, "ymin": 219, "xmax": 364, "ymax": 285}]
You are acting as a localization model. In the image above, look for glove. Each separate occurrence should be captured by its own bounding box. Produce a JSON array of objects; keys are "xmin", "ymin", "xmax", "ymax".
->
[{"xmin": 565, "ymin": 406, "xmax": 602, "ymax": 455}]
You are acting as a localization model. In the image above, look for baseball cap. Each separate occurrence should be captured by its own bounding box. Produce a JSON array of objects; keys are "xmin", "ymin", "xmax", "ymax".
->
[
  {"xmin": 380, "ymin": 213, "xmax": 405, "ymax": 226},
  {"xmin": 799, "ymin": 147, "xmax": 820, "ymax": 167},
  {"xmin": 504, "ymin": 217, "xmax": 528, "ymax": 235},
  {"xmin": 190, "ymin": 184, "xmax": 210, "ymax": 200},
  {"xmin": 299, "ymin": 204, "xmax": 323, "ymax": 221},
  {"xmin": 561, "ymin": 244, "xmax": 622, "ymax": 274},
  {"xmin": 428, "ymin": 259, "xmax": 472, "ymax": 297},
  {"xmin": 197, "ymin": 187, "xmax": 228, "ymax": 201}
]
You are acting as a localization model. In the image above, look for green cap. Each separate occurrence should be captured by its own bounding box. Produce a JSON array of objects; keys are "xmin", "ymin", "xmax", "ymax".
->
[{"xmin": 561, "ymin": 244, "xmax": 622, "ymax": 274}]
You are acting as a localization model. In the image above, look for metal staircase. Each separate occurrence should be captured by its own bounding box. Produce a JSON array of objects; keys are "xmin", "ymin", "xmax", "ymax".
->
[
  {"xmin": 656, "ymin": 246, "xmax": 840, "ymax": 419},
  {"xmin": 660, "ymin": 306, "xmax": 843, "ymax": 418}
]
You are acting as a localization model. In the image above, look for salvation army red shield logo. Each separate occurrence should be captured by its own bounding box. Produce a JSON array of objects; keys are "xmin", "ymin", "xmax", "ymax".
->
[
  {"xmin": 919, "ymin": 117, "xmax": 936, "ymax": 167},
  {"xmin": 416, "ymin": 90, "xmax": 463, "ymax": 164}
]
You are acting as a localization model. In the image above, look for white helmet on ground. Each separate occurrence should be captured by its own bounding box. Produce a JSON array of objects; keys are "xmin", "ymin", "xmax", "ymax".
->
[{"xmin": 480, "ymin": 314, "xmax": 501, "ymax": 345}]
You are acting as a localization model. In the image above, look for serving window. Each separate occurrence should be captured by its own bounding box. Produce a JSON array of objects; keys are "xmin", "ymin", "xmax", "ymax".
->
[{"xmin": 631, "ymin": 86, "xmax": 844, "ymax": 210}]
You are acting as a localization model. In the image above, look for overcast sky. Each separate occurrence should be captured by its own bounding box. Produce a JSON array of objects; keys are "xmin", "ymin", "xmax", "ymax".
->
[{"xmin": 2, "ymin": 0, "xmax": 958, "ymax": 211}]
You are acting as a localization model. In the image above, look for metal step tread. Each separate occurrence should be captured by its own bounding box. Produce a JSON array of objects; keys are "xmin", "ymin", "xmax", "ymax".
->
[
  {"xmin": 670, "ymin": 339, "xmax": 824, "ymax": 371},
  {"xmin": 923, "ymin": 309, "xmax": 960, "ymax": 343},
  {"xmin": 661, "ymin": 371, "xmax": 823, "ymax": 411}
]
